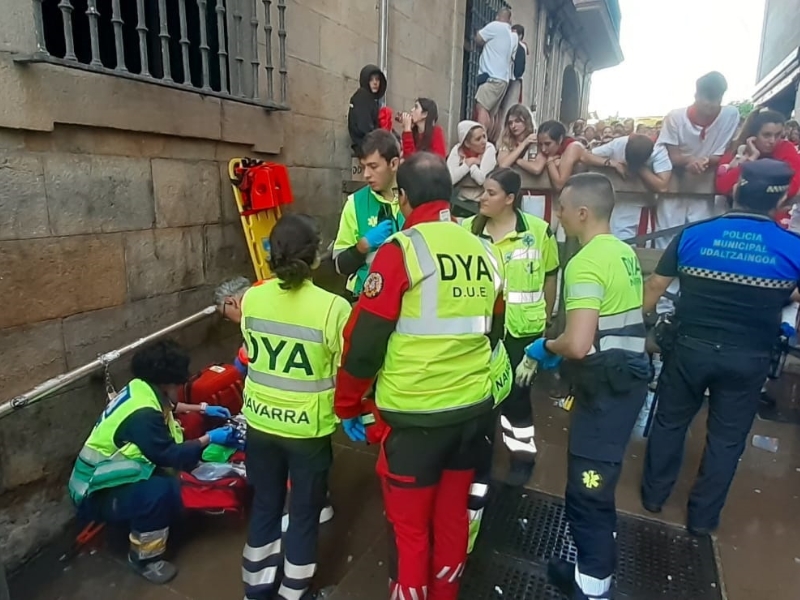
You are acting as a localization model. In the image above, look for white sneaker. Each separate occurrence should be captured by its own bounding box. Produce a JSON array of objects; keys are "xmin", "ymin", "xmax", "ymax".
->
[{"xmin": 281, "ymin": 504, "xmax": 335, "ymax": 533}]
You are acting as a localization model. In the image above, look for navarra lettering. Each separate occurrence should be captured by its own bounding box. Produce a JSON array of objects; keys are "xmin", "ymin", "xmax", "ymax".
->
[{"xmin": 244, "ymin": 396, "xmax": 310, "ymax": 424}]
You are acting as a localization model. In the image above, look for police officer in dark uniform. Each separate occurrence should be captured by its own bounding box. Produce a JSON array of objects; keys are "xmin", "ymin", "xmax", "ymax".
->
[
  {"xmin": 516, "ymin": 173, "xmax": 651, "ymax": 599},
  {"xmin": 641, "ymin": 159, "xmax": 800, "ymax": 536}
]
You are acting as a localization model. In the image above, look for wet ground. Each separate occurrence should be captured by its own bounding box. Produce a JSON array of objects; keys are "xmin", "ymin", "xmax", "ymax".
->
[{"xmin": 10, "ymin": 374, "xmax": 800, "ymax": 600}]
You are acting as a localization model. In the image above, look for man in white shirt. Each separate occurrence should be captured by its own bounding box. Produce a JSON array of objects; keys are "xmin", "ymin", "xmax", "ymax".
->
[
  {"xmin": 581, "ymin": 134, "xmax": 673, "ymax": 241},
  {"xmin": 654, "ymin": 72, "xmax": 738, "ymax": 314},
  {"xmin": 656, "ymin": 71, "xmax": 739, "ymax": 243},
  {"xmin": 474, "ymin": 8, "xmax": 517, "ymax": 140}
]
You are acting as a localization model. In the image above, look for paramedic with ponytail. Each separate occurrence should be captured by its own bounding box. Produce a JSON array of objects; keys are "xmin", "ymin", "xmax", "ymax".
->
[
  {"xmin": 463, "ymin": 168, "xmax": 558, "ymax": 486},
  {"xmin": 460, "ymin": 168, "xmax": 557, "ymax": 553},
  {"xmin": 516, "ymin": 173, "xmax": 649, "ymax": 600},
  {"xmin": 67, "ymin": 340, "xmax": 237, "ymax": 585},
  {"xmin": 240, "ymin": 214, "xmax": 351, "ymax": 600},
  {"xmin": 335, "ymin": 152, "xmax": 507, "ymax": 600}
]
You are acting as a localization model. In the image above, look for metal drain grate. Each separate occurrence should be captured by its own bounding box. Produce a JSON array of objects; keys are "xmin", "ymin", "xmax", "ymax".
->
[
  {"xmin": 460, "ymin": 552, "xmax": 566, "ymax": 600},
  {"xmin": 468, "ymin": 487, "xmax": 723, "ymax": 600}
]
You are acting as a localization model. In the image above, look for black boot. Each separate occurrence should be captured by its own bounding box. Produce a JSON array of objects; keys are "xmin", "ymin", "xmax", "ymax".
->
[
  {"xmin": 506, "ymin": 457, "xmax": 535, "ymax": 487},
  {"xmin": 547, "ymin": 558, "xmax": 575, "ymax": 596}
]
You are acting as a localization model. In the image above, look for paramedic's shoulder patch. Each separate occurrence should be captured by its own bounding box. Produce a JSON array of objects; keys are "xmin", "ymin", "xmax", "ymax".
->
[{"xmin": 363, "ymin": 272, "xmax": 384, "ymax": 298}]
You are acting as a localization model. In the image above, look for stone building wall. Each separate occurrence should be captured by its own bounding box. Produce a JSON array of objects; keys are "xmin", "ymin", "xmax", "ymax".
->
[{"xmin": 0, "ymin": 0, "xmax": 469, "ymax": 569}]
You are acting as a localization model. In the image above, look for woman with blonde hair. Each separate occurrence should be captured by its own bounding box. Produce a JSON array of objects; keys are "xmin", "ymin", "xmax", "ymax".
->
[{"xmin": 497, "ymin": 104, "xmax": 540, "ymax": 173}]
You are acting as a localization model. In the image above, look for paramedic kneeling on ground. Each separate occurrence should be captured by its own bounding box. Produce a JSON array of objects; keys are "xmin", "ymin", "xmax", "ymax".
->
[
  {"xmin": 334, "ymin": 152, "xmax": 506, "ymax": 600},
  {"xmin": 516, "ymin": 173, "xmax": 649, "ymax": 599},
  {"xmin": 641, "ymin": 159, "xmax": 800, "ymax": 536},
  {"xmin": 68, "ymin": 340, "xmax": 237, "ymax": 584},
  {"xmin": 240, "ymin": 214, "xmax": 352, "ymax": 600}
]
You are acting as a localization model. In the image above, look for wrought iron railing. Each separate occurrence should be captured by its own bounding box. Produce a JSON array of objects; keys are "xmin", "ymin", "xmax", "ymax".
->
[
  {"xmin": 461, "ymin": 0, "xmax": 511, "ymax": 120},
  {"xmin": 22, "ymin": 0, "xmax": 288, "ymax": 110}
]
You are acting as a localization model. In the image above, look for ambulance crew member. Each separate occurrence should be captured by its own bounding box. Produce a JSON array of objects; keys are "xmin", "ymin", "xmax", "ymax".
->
[
  {"xmin": 239, "ymin": 214, "xmax": 351, "ymax": 600},
  {"xmin": 333, "ymin": 129, "xmax": 404, "ymax": 298},
  {"xmin": 641, "ymin": 160, "xmax": 800, "ymax": 536},
  {"xmin": 580, "ymin": 134, "xmax": 673, "ymax": 241},
  {"xmin": 462, "ymin": 167, "xmax": 558, "ymax": 488},
  {"xmin": 215, "ymin": 275, "xmax": 337, "ymax": 534},
  {"xmin": 334, "ymin": 152, "xmax": 505, "ymax": 600},
  {"xmin": 215, "ymin": 276, "xmax": 253, "ymax": 375},
  {"xmin": 68, "ymin": 340, "xmax": 236, "ymax": 584},
  {"xmin": 516, "ymin": 173, "xmax": 649, "ymax": 600}
]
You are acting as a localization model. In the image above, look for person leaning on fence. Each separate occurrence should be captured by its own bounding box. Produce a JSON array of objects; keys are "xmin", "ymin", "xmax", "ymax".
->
[
  {"xmin": 239, "ymin": 213, "xmax": 352, "ymax": 600},
  {"xmin": 447, "ymin": 120, "xmax": 498, "ymax": 201},
  {"xmin": 67, "ymin": 340, "xmax": 238, "ymax": 584}
]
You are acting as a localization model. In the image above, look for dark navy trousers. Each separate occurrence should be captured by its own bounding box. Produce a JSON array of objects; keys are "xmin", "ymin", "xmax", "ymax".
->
[{"xmin": 642, "ymin": 335, "xmax": 771, "ymax": 530}]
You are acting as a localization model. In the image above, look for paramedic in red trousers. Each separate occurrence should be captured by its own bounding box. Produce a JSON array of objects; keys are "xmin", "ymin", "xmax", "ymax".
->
[
  {"xmin": 240, "ymin": 214, "xmax": 351, "ymax": 600},
  {"xmin": 334, "ymin": 152, "xmax": 506, "ymax": 600}
]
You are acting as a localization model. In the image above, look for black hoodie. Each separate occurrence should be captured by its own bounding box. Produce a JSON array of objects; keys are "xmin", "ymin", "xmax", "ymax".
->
[{"xmin": 348, "ymin": 64, "xmax": 387, "ymax": 153}]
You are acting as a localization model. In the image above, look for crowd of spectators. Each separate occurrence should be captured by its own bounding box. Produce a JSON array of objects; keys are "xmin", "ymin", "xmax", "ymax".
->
[{"xmin": 347, "ymin": 7, "xmax": 800, "ymax": 242}]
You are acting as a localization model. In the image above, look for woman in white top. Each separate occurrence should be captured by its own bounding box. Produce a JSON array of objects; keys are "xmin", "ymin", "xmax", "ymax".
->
[{"xmin": 448, "ymin": 120, "xmax": 497, "ymax": 201}]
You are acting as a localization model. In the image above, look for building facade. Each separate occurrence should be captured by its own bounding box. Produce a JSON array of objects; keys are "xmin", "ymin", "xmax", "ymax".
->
[
  {"xmin": 0, "ymin": 0, "xmax": 621, "ymax": 569},
  {"xmin": 753, "ymin": 0, "xmax": 800, "ymax": 116}
]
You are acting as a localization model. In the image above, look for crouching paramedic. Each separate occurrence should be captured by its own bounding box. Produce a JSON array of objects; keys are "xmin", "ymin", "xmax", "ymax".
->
[
  {"xmin": 240, "ymin": 214, "xmax": 351, "ymax": 600},
  {"xmin": 334, "ymin": 152, "xmax": 506, "ymax": 600},
  {"xmin": 516, "ymin": 173, "xmax": 649, "ymax": 600},
  {"xmin": 333, "ymin": 130, "xmax": 405, "ymax": 299},
  {"xmin": 68, "ymin": 340, "xmax": 237, "ymax": 584}
]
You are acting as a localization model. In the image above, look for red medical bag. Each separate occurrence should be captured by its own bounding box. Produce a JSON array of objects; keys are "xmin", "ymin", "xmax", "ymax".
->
[{"xmin": 177, "ymin": 364, "xmax": 244, "ymax": 440}]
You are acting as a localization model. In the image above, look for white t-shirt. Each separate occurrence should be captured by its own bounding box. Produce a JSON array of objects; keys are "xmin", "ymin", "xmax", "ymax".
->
[
  {"xmin": 592, "ymin": 136, "xmax": 673, "ymax": 174},
  {"xmin": 656, "ymin": 105, "xmax": 739, "ymax": 158},
  {"xmin": 478, "ymin": 21, "xmax": 517, "ymax": 82}
]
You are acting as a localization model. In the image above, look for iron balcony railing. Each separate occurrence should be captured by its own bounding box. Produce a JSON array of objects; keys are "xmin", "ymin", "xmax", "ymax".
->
[{"xmin": 22, "ymin": 0, "xmax": 288, "ymax": 110}]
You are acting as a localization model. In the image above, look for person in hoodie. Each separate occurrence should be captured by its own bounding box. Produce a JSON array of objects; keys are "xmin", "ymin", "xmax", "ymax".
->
[
  {"xmin": 447, "ymin": 120, "xmax": 498, "ymax": 201},
  {"xmin": 348, "ymin": 65, "xmax": 388, "ymax": 154}
]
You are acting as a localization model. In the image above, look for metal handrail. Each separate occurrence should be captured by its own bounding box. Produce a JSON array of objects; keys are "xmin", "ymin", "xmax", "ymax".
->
[{"xmin": 0, "ymin": 306, "xmax": 218, "ymax": 420}]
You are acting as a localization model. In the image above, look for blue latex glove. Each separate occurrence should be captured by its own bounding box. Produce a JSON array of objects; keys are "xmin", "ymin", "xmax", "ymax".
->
[
  {"xmin": 342, "ymin": 417, "xmax": 367, "ymax": 442},
  {"xmin": 233, "ymin": 356, "xmax": 248, "ymax": 377},
  {"xmin": 780, "ymin": 322, "xmax": 796, "ymax": 339},
  {"xmin": 524, "ymin": 338, "xmax": 563, "ymax": 370},
  {"xmin": 204, "ymin": 405, "xmax": 231, "ymax": 419},
  {"xmin": 363, "ymin": 221, "xmax": 394, "ymax": 251},
  {"xmin": 208, "ymin": 425, "xmax": 235, "ymax": 446}
]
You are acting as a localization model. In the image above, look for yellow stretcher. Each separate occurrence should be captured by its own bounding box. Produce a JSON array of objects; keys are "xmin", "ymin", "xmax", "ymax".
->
[{"xmin": 228, "ymin": 158, "xmax": 282, "ymax": 281}]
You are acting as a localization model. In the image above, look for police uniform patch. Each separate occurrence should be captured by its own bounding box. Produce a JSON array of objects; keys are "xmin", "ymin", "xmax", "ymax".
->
[
  {"xmin": 582, "ymin": 470, "xmax": 602, "ymax": 490},
  {"xmin": 363, "ymin": 272, "xmax": 384, "ymax": 298}
]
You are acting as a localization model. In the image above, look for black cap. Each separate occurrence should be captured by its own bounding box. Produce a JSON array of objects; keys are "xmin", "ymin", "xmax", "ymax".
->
[{"xmin": 738, "ymin": 159, "xmax": 794, "ymax": 209}]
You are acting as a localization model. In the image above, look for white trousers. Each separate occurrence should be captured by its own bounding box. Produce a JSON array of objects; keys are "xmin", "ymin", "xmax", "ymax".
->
[{"xmin": 654, "ymin": 197, "xmax": 724, "ymax": 314}]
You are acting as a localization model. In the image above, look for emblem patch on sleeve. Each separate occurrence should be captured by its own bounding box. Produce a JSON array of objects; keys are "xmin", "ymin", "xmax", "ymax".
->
[{"xmin": 363, "ymin": 272, "xmax": 384, "ymax": 298}]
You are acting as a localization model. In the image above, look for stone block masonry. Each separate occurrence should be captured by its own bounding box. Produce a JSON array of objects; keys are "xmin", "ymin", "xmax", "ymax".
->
[{"xmin": 0, "ymin": 125, "xmax": 256, "ymax": 570}]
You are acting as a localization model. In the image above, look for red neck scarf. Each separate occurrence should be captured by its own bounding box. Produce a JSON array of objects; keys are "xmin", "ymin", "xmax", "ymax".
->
[
  {"xmin": 461, "ymin": 146, "xmax": 482, "ymax": 159},
  {"xmin": 686, "ymin": 105, "xmax": 721, "ymax": 141}
]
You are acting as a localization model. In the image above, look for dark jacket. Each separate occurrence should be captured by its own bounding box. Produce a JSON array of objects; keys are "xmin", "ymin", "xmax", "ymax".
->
[{"xmin": 348, "ymin": 64, "xmax": 387, "ymax": 153}]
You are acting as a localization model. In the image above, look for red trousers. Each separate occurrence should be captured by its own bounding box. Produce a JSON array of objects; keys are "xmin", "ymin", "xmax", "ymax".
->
[{"xmin": 377, "ymin": 418, "xmax": 483, "ymax": 600}]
